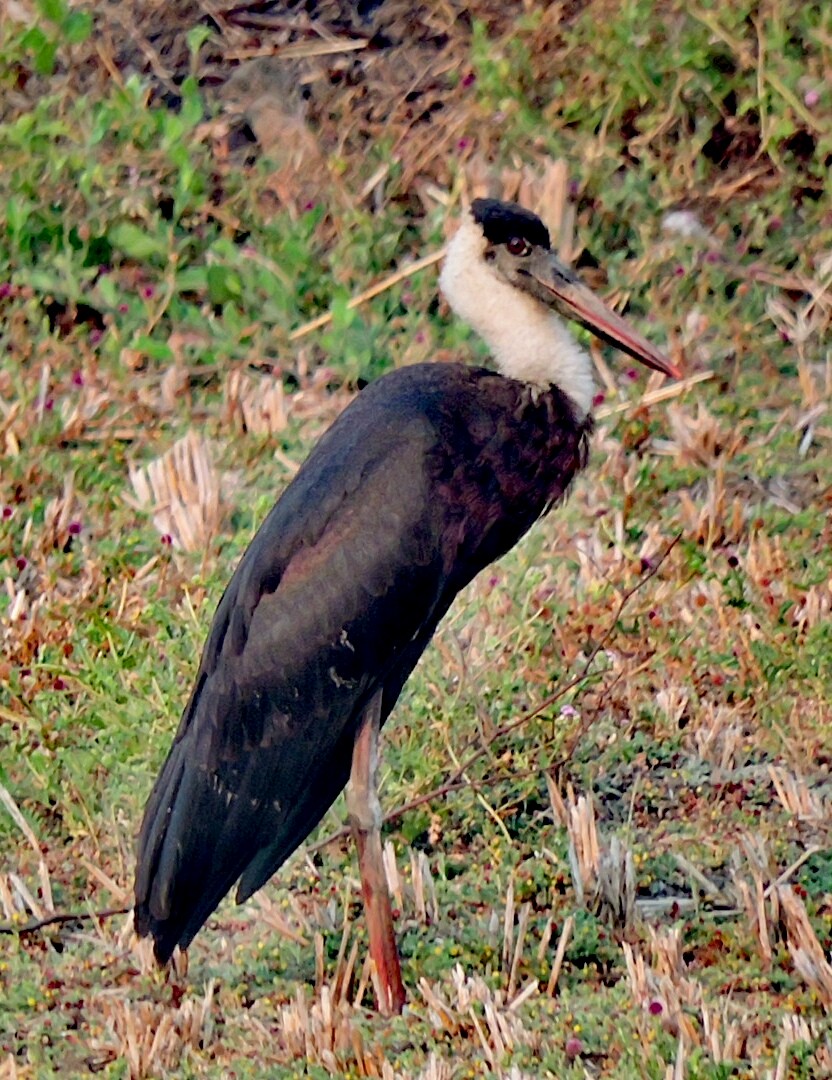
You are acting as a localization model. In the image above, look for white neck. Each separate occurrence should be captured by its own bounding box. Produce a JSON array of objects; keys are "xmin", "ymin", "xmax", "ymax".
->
[{"xmin": 439, "ymin": 214, "xmax": 596, "ymax": 417}]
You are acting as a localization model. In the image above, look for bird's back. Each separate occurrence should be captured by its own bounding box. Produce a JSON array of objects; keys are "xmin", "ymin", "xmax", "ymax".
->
[{"xmin": 134, "ymin": 362, "xmax": 590, "ymax": 961}]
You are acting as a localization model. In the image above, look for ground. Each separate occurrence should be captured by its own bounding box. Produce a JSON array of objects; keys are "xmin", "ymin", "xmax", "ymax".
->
[{"xmin": 0, "ymin": 1, "xmax": 831, "ymax": 1077}]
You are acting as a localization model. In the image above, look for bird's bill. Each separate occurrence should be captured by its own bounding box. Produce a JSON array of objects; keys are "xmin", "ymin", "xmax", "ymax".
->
[{"xmin": 530, "ymin": 263, "xmax": 682, "ymax": 379}]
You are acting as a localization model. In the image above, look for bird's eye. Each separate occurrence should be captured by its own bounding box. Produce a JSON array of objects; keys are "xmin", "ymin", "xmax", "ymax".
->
[{"xmin": 506, "ymin": 236, "xmax": 532, "ymax": 257}]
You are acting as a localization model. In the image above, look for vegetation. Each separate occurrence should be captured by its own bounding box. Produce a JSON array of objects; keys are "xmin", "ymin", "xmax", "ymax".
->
[{"xmin": 0, "ymin": 0, "xmax": 830, "ymax": 1076}]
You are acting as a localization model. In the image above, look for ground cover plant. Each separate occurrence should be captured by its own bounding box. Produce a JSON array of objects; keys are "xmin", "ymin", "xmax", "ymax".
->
[{"xmin": 0, "ymin": 0, "xmax": 831, "ymax": 1076}]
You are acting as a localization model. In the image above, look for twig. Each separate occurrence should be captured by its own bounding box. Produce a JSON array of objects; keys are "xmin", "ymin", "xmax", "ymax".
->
[
  {"xmin": 309, "ymin": 533, "xmax": 681, "ymax": 853},
  {"xmin": 595, "ymin": 371, "xmax": 714, "ymax": 419},
  {"xmin": 764, "ymin": 845, "xmax": 823, "ymax": 899},
  {"xmin": 225, "ymin": 39, "xmax": 369, "ymax": 62},
  {"xmin": 546, "ymin": 914, "xmax": 574, "ymax": 996},
  {"xmin": 0, "ymin": 905, "xmax": 131, "ymax": 936},
  {"xmin": 545, "ymin": 533, "xmax": 682, "ymax": 768},
  {"xmin": 0, "ymin": 780, "xmax": 53, "ymax": 913},
  {"xmin": 673, "ymin": 853, "xmax": 723, "ymax": 898},
  {"xmin": 289, "ymin": 249, "xmax": 445, "ymax": 341},
  {"xmin": 443, "ymin": 728, "xmax": 513, "ymax": 846}
]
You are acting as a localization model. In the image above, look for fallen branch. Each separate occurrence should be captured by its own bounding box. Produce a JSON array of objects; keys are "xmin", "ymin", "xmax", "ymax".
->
[{"xmin": 0, "ymin": 904, "xmax": 131, "ymax": 937}]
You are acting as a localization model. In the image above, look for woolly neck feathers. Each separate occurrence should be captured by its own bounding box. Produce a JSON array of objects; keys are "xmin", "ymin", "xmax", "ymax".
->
[{"xmin": 439, "ymin": 213, "xmax": 595, "ymax": 417}]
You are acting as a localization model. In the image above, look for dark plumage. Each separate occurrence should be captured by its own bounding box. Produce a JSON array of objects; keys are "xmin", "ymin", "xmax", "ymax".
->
[
  {"xmin": 472, "ymin": 197, "xmax": 551, "ymax": 250},
  {"xmin": 134, "ymin": 363, "xmax": 590, "ymax": 962}
]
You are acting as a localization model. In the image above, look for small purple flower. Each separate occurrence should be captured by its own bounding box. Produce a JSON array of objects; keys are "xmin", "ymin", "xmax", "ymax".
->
[
  {"xmin": 118, "ymin": 303, "xmax": 129, "ymax": 314},
  {"xmin": 565, "ymin": 1036, "xmax": 583, "ymax": 1058},
  {"xmin": 488, "ymin": 575, "xmax": 499, "ymax": 587},
  {"xmin": 462, "ymin": 71, "xmax": 476, "ymax": 88},
  {"xmin": 456, "ymin": 137, "xmax": 471, "ymax": 152},
  {"xmin": 15, "ymin": 556, "xmax": 27, "ymax": 572},
  {"xmin": 68, "ymin": 521, "xmax": 82, "ymax": 536},
  {"xmin": 303, "ymin": 200, "xmax": 317, "ymax": 213},
  {"xmin": 0, "ymin": 283, "xmax": 12, "ymax": 299},
  {"xmin": 648, "ymin": 999, "xmax": 664, "ymax": 1016},
  {"xmin": 53, "ymin": 677, "xmax": 66, "ymax": 691},
  {"xmin": 44, "ymin": 398, "xmax": 54, "ymax": 412},
  {"xmin": 592, "ymin": 391, "xmax": 605, "ymax": 407},
  {"xmin": 674, "ymin": 265, "xmax": 685, "ymax": 277},
  {"xmin": 804, "ymin": 89, "xmax": 820, "ymax": 108},
  {"xmin": 625, "ymin": 368, "xmax": 638, "ymax": 381},
  {"xmin": 2, "ymin": 506, "xmax": 12, "ymax": 520},
  {"xmin": 560, "ymin": 703, "xmax": 578, "ymax": 718},
  {"xmin": 705, "ymin": 251, "xmax": 720, "ymax": 264},
  {"xmin": 89, "ymin": 329, "xmax": 103, "ymax": 346},
  {"xmin": 780, "ymin": 329, "xmax": 791, "ymax": 343},
  {"xmin": 141, "ymin": 284, "xmax": 155, "ymax": 300},
  {"xmin": 161, "ymin": 533, "xmax": 173, "ymax": 546},
  {"xmin": 71, "ymin": 370, "xmax": 85, "ymax": 387},
  {"xmin": 414, "ymin": 330, "xmax": 426, "ymax": 344}
]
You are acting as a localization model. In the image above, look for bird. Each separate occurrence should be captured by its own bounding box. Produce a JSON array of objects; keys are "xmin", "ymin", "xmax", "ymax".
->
[{"xmin": 134, "ymin": 198, "xmax": 681, "ymax": 1015}]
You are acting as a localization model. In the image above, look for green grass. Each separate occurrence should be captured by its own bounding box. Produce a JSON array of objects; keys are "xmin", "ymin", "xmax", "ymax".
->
[{"xmin": 1, "ymin": 1, "xmax": 831, "ymax": 1076}]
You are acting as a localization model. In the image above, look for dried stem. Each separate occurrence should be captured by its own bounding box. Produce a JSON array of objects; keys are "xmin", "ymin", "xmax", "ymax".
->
[{"xmin": 0, "ymin": 904, "xmax": 130, "ymax": 936}]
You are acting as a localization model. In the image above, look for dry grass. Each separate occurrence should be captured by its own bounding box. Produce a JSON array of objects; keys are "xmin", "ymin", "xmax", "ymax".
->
[
  {"xmin": 92, "ymin": 980, "xmax": 216, "ymax": 1080},
  {"xmin": 127, "ymin": 431, "xmax": 224, "ymax": 552}
]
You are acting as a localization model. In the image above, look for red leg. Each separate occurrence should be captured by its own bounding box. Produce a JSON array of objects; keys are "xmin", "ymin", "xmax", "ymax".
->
[{"xmin": 347, "ymin": 694, "xmax": 406, "ymax": 1015}]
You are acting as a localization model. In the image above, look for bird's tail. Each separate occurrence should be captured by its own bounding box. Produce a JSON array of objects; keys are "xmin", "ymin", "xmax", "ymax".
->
[{"xmin": 133, "ymin": 740, "xmax": 250, "ymax": 964}]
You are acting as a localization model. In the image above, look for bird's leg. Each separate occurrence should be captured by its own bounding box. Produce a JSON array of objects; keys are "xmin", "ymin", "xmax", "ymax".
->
[{"xmin": 347, "ymin": 692, "xmax": 406, "ymax": 1015}]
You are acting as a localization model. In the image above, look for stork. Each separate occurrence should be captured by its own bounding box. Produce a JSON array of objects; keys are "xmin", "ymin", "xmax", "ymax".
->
[{"xmin": 134, "ymin": 199, "xmax": 680, "ymax": 1015}]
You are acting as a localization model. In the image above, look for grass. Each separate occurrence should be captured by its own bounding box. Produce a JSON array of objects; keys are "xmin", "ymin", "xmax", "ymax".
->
[{"xmin": 0, "ymin": 0, "xmax": 831, "ymax": 1076}]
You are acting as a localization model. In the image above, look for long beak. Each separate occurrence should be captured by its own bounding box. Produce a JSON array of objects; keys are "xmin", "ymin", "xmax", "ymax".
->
[{"xmin": 526, "ymin": 257, "xmax": 682, "ymax": 379}]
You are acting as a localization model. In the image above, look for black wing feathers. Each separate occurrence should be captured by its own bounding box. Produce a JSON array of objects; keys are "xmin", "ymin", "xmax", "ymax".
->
[{"xmin": 134, "ymin": 363, "xmax": 590, "ymax": 961}]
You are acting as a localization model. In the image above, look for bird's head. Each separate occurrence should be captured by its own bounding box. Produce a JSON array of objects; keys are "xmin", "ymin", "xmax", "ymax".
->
[{"xmin": 440, "ymin": 198, "xmax": 681, "ymax": 414}]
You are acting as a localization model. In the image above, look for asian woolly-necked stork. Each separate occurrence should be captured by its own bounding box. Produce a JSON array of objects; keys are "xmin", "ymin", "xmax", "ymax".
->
[{"xmin": 134, "ymin": 199, "xmax": 680, "ymax": 1014}]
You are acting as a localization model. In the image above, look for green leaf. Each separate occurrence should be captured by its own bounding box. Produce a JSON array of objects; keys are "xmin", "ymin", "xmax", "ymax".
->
[
  {"xmin": 96, "ymin": 275, "xmax": 119, "ymax": 307},
  {"xmin": 160, "ymin": 112, "xmax": 185, "ymax": 148},
  {"xmin": 179, "ymin": 77, "xmax": 203, "ymax": 130},
  {"xmin": 64, "ymin": 10, "xmax": 93, "ymax": 44},
  {"xmin": 177, "ymin": 163, "xmax": 195, "ymax": 199},
  {"xmin": 330, "ymin": 294, "xmax": 356, "ymax": 329},
  {"xmin": 207, "ymin": 265, "xmax": 243, "ymax": 305},
  {"xmin": 400, "ymin": 810, "xmax": 430, "ymax": 845},
  {"xmin": 37, "ymin": 0, "xmax": 66, "ymax": 23},
  {"xmin": 186, "ymin": 25, "xmax": 213, "ymax": 57},
  {"xmin": 108, "ymin": 222, "xmax": 169, "ymax": 262},
  {"xmin": 173, "ymin": 267, "xmax": 209, "ymax": 293},
  {"xmin": 6, "ymin": 198, "xmax": 29, "ymax": 238},
  {"xmin": 24, "ymin": 268, "xmax": 66, "ymax": 296},
  {"xmin": 34, "ymin": 40, "xmax": 59, "ymax": 76},
  {"xmin": 21, "ymin": 26, "xmax": 48, "ymax": 51},
  {"xmin": 132, "ymin": 335, "xmax": 173, "ymax": 361}
]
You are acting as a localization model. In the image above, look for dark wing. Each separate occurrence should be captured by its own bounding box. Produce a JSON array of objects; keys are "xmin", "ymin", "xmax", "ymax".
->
[
  {"xmin": 134, "ymin": 397, "xmax": 451, "ymax": 962},
  {"xmin": 134, "ymin": 361, "xmax": 590, "ymax": 962}
]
